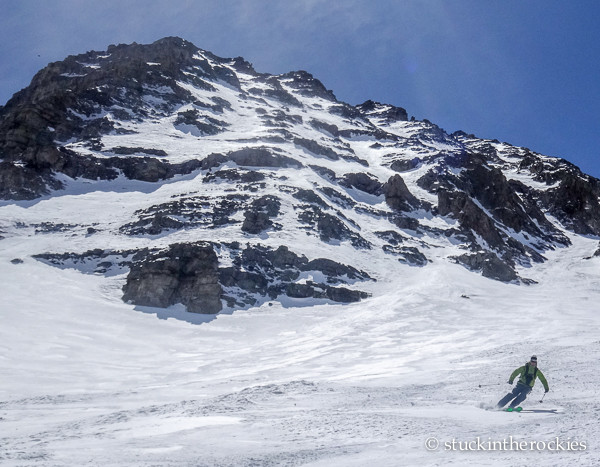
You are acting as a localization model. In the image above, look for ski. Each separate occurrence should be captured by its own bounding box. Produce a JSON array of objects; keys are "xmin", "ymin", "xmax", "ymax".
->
[
  {"xmin": 504, "ymin": 407, "xmax": 522, "ymax": 412},
  {"xmin": 516, "ymin": 409, "xmax": 559, "ymax": 414},
  {"xmin": 504, "ymin": 407, "xmax": 558, "ymax": 413}
]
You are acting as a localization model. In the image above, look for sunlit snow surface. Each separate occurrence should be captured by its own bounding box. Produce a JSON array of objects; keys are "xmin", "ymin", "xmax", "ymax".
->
[
  {"xmin": 1, "ymin": 219, "xmax": 599, "ymax": 465},
  {"xmin": 1, "ymin": 52, "xmax": 599, "ymax": 465}
]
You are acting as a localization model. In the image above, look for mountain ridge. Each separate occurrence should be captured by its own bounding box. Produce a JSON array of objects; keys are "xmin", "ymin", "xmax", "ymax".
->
[{"xmin": 1, "ymin": 37, "xmax": 599, "ymax": 313}]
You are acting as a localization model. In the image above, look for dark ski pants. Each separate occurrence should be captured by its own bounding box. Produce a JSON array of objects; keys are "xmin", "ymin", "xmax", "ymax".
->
[{"xmin": 497, "ymin": 383, "xmax": 531, "ymax": 408}]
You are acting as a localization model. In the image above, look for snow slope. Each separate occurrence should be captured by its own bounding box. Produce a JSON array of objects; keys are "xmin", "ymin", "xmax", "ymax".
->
[
  {"xmin": 1, "ymin": 38, "xmax": 600, "ymax": 466},
  {"xmin": 1, "ymin": 227, "xmax": 599, "ymax": 466}
]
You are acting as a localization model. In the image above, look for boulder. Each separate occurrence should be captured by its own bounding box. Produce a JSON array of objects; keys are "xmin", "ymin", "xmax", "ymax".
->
[
  {"xmin": 325, "ymin": 286, "xmax": 369, "ymax": 303},
  {"xmin": 122, "ymin": 242, "xmax": 222, "ymax": 313}
]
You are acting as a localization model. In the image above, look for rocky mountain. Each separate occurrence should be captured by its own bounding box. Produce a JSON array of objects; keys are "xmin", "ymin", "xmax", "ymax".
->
[{"xmin": 1, "ymin": 37, "xmax": 599, "ymax": 313}]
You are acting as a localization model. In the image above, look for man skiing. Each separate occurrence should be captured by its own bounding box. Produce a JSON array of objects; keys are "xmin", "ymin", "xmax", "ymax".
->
[{"xmin": 497, "ymin": 355, "xmax": 549, "ymax": 410}]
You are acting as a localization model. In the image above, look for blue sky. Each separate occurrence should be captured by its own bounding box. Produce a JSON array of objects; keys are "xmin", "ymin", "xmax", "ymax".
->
[{"xmin": 1, "ymin": 0, "xmax": 599, "ymax": 177}]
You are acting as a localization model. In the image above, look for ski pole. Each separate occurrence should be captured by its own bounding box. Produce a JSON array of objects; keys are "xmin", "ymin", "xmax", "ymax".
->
[{"xmin": 539, "ymin": 393, "xmax": 546, "ymax": 403}]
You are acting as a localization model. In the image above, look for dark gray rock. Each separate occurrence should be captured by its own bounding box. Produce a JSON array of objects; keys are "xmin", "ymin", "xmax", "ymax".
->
[
  {"xmin": 285, "ymin": 282, "xmax": 368, "ymax": 303},
  {"xmin": 309, "ymin": 165, "xmax": 336, "ymax": 181},
  {"xmin": 375, "ymin": 230, "xmax": 405, "ymax": 245},
  {"xmin": 438, "ymin": 190, "xmax": 504, "ymax": 248},
  {"xmin": 454, "ymin": 252, "xmax": 518, "ymax": 282},
  {"xmin": 248, "ymin": 75, "xmax": 303, "ymax": 106},
  {"xmin": 382, "ymin": 245, "xmax": 428, "ymax": 266},
  {"xmin": 292, "ymin": 188, "xmax": 328, "ymax": 208},
  {"xmin": 34, "ymin": 248, "xmax": 142, "ymax": 276},
  {"xmin": 123, "ymin": 242, "xmax": 222, "ymax": 313},
  {"xmin": 111, "ymin": 147, "xmax": 168, "ymax": 157},
  {"xmin": 227, "ymin": 147, "xmax": 302, "ymax": 168},
  {"xmin": 174, "ymin": 109, "xmax": 228, "ymax": 135},
  {"xmin": 219, "ymin": 267, "xmax": 269, "ymax": 294},
  {"xmin": 0, "ymin": 162, "xmax": 56, "ymax": 199},
  {"xmin": 383, "ymin": 174, "xmax": 419, "ymax": 212},
  {"xmin": 390, "ymin": 158, "xmax": 420, "ymax": 172},
  {"xmin": 242, "ymin": 211, "xmax": 271, "ymax": 234},
  {"xmin": 301, "ymin": 258, "xmax": 371, "ymax": 282},
  {"xmin": 298, "ymin": 205, "xmax": 371, "ymax": 249},
  {"xmin": 329, "ymin": 103, "xmax": 362, "ymax": 120},
  {"xmin": 286, "ymin": 282, "xmax": 316, "ymax": 298},
  {"xmin": 293, "ymin": 137, "xmax": 339, "ymax": 160},
  {"xmin": 309, "ymin": 119, "xmax": 340, "ymax": 137},
  {"xmin": 120, "ymin": 194, "xmax": 249, "ymax": 235},
  {"xmin": 241, "ymin": 195, "xmax": 281, "ymax": 234},
  {"xmin": 203, "ymin": 168, "xmax": 265, "ymax": 183},
  {"xmin": 201, "ymin": 153, "xmax": 229, "ymax": 170},
  {"xmin": 340, "ymin": 172, "xmax": 383, "ymax": 196},
  {"xmin": 356, "ymin": 100, "xmax": 408, "ymax": 122},
  {"xmin": 318, "ymin": 187, "xmax": 356, "ymax": 208},
  {"xmin": 278, "ymin": 71, "xmax": 337, "ymax": 101},
  {"xmin": 238, "ymin": 244, "xmax": 306, "ymax": 274},
  {"xmin": 220, "ymin": 244, "xmax": 371, "ymax": 306},
  {"xmin": 325, "ymin": 286, "xmax": 369, "ymax": 303},
  {"xmin": 465, "ymin": 164, "xmax": 560, "ymax": 241},
  {"xmin": 540, "ymin": 173, "xmax": 600, "ymax": 236}
]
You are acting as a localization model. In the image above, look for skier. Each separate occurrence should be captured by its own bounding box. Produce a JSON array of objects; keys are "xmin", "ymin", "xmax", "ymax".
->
[{"xmin": 496, "ymin": 355, "xmax": 549, "ymax": 410}]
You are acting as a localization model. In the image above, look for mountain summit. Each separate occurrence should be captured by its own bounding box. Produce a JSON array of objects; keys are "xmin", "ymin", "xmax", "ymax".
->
[{"xmin": 1, "ymin": 37, "xmax": 599, "ymax": 313}]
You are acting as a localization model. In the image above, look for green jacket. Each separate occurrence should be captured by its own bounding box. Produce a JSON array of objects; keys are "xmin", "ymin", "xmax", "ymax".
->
[{"xmin": 509, "ymin": 363, "xmax": 549, "ymax": 391}]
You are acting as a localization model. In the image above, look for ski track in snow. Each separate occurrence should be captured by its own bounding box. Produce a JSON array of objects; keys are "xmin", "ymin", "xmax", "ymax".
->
[
  {"xmin": 1, "ymin": 234, "xmax": 599, "ymax": 466},
  {"xmin": 1, "ymin": 51, "xmax": 600, "ymax": 465}
]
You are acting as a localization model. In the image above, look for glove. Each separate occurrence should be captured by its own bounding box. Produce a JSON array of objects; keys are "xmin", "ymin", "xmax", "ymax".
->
[
  {"xmin": 545, "ymin": 389, "xmax": 549, "ymax": 393},
  {"xmin": 507, "ymin": 380, "xmax": 513, "ymax": 385}
]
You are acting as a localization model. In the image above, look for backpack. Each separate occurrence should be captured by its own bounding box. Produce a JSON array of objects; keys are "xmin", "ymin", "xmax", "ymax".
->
[{"xmin": 524, "ymin": 362, "xmax": 538, "ymax": 385}]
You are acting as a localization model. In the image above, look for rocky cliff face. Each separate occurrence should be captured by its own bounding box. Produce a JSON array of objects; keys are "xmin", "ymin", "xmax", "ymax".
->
[
  {"xmin": 122, "ymin": 242, "xmax": 222, "ymax": 313},
  {"xmin": 2, "ymin": 37, "xmax": 599, "ymax": 314}
]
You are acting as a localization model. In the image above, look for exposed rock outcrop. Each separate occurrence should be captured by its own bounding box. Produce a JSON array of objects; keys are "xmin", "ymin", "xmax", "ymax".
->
[
  {"xmin": 219, "ymin": 244, "xmax": 371, "ymax": 308},
  {"xmin": 383, "ymin": 174, "xmax": 419, "ymax": 212},
  {"xmin": 227, "ymin": 147, "xmax": 302, "ymax": 168},
  {"xmin": 340, "ymin": 172, "xmax": 383, "ymax": 196},
  {"xmin": 356, "ymin": 100, "xmax": 408, "ymax": 122},
  {"xmin": 242, "ymin": 195, "xmax": 281, "ymax": 234},
  {"xmin": 6, "ymin": 36, "xmax": 600, "ymax": 292},
  {"xmin": 541, "ymin": 173, "xmax": 600, "ymax": 236},
  {"xmin": 122, "ymin": 242, "xmax": 222, "ymax": 313},
  {"xmin": 438, "ymin": 190, "xmax": 504, "ymax": 248},
  {"xmin": 454, "ymin": 252, "xmax": 518, "ymax": 283},
  {"xmin": 298, "ymin": 205, "xmax": 371, "ymax": 249}
]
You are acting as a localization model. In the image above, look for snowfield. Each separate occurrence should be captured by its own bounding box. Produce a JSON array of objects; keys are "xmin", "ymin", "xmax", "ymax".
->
[
  {"xmin": 1, "ymin": 221, "xmax": 599, "ymax": 466},
  {"xmin": 1, "ymin": 38, "xmax": 600, "ymax": 466}
]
